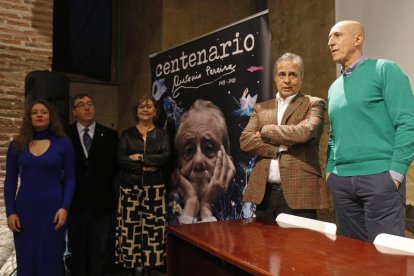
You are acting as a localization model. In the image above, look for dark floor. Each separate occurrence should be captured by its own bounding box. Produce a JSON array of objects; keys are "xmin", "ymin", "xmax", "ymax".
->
[
  {"xmin": 105, "ymin": 264, "xmax": 166, "ymax": 276},
  {"xmin": 65, "ymin": 263, "xmax": 166, "ymax": 276},
  {"xmin": 64, "ymin": 253, "xmax": 167, "ymax": 276}
]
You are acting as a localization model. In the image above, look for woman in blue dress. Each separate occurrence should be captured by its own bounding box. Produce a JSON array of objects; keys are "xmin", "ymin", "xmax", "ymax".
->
[{"xmin": 4, "ymin": 100, "xmax": 75, "ymax": 275}]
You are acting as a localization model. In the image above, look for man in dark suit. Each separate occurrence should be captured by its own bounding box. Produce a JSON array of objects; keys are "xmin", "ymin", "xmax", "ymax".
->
[
  {"xmin": 240, "ymin": 52, "xmax": 328, "ymax": 221},
  {"xmin": 66, "ymin": 93, "xmax": 119, "ymax": 275}
]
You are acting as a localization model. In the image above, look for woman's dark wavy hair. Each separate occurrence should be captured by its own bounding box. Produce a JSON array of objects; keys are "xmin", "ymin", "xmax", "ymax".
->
[{"xmin": 13, "ymin": 100, "xmax": 66, "ymax": 150}]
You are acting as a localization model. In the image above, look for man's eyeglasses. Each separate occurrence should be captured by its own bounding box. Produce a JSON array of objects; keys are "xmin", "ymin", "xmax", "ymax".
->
[{"xmin": 74, "ymin": 102, "xmax": 94, "ymax": 109}]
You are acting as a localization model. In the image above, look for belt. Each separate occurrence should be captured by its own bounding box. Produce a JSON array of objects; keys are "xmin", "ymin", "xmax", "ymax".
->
[{"xmin": 267, "ymin": 182, "xmax": 281, "ymax": 190}]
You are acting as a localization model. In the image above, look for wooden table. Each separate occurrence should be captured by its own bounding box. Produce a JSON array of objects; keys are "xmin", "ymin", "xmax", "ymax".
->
[{"xmin": 167, "ymin": 219, "xmax": 414, "ymax": 275}]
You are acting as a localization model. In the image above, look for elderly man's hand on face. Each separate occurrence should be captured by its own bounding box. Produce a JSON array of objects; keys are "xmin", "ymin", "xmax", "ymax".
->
[
  {"xmin": 200, "ymin": 145, "xmax": 236, "ymax": 218},
  {"xmin": 174, "ymin": 145, "xmax": 236, "ymax": 220},
  {"xmin": 173, "ymin": 169, "xmax": 200, "ymax": 218},
  {"xmin": 173, "ymin": 99, "xmax": 235, "ymax": 221}
]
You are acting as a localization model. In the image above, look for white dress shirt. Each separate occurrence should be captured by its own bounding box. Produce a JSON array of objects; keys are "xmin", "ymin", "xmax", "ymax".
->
[{"xmin": 267, "ymin": 92, "xmax": 298, "ymax": 183}]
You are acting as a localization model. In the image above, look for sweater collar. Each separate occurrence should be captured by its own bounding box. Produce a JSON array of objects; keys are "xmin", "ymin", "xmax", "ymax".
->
[
  {"xmin": 341, "ymin": 55, "xmax": 368, "ymax": 77},
  {"xmin": 33, "ymin": 128, "xmax": 52, "ymax": 140}
]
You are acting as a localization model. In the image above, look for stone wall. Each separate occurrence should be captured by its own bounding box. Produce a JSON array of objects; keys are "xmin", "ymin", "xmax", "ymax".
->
[{"xmin": 0, "ymin": 0, "xmax": 53, "ymax": 267}]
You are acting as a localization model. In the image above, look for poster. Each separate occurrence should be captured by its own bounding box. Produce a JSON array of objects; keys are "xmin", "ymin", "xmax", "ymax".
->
[{"xmin": 149, "ymin": 10, "xmax": 272, "ymax": 223}]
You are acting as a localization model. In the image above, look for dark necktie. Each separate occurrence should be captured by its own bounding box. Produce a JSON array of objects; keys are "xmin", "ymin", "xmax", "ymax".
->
[{"xmin": 83, "ymin": 127, "xmax": 92, "ymax": 153}]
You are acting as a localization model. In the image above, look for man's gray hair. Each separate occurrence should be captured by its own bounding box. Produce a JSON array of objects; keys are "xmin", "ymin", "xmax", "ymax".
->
[
  {"xmin": 175, "ymin": 99, "xmax": 230, "ymax": 152},
  {"xmin": 273, "ymin": 52, "xmax": 304, "ymax": 77}
]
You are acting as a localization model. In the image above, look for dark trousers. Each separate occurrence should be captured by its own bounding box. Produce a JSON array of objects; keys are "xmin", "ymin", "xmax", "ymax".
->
[
  {"xmin": 327, "ymin": 172, "xmax": 406, "ymax": 242},
  {"xmin": 255, "ymin": 183, "xmax": 316, "ymax": 222},
  {"xmin": 67, "ymin": 210, "xmax": 115, "ymax": 276}
]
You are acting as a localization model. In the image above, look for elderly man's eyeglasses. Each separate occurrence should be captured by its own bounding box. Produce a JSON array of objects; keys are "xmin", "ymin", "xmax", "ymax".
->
[{"xmin": 74, "ymin": 102, "xmax": 94, "ymax": 109}]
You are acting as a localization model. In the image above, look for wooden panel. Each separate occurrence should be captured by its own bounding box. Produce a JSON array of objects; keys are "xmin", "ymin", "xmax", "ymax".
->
[
  {"xmin": 168, "ymin": 219, "xmax": 414, "ymax": 276},
  {"xmin": 168, "ymin": 234, "xmax": 252, "ymax": 276}
]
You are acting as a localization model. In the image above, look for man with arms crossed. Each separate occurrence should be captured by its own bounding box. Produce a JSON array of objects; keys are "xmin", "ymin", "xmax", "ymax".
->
[{"xmin": 241, "ymin": 52, "xmax": 328, "ymax": 221}]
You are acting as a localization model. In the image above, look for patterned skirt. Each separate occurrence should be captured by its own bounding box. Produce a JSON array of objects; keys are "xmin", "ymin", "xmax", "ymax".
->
[{"xmin": 115, "ymin": 182, "xmax": 166, "ymax": 269}]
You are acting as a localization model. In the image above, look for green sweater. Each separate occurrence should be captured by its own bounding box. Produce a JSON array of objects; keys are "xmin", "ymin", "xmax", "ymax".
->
[{"xmin": 326, "ymin": 59, "xmax": 414, "ymax": 176}]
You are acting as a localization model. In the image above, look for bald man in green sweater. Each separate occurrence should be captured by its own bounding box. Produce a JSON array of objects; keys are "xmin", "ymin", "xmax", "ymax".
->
[{"xmin": 326, "ymin": 20, "xmax": 414, "ymax": 242}]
